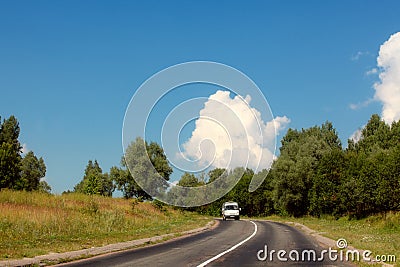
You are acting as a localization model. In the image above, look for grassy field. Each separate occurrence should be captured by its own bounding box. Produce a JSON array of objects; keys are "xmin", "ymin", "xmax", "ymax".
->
[
  {"xmin": 267, "ymin": 214, "xmax": 400, "ymax": 266},
  {"xmin": 0, "ymin": 189, "xmax": 212, "ymax": 260}
]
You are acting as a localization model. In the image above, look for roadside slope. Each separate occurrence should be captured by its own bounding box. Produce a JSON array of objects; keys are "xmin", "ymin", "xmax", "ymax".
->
[{"xmin": 0, "ymin": 190, "xmax": 213, "ymax": 262}]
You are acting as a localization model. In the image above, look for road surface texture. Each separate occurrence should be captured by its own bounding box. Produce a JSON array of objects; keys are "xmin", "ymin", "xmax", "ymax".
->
[{"xmin": 58, "ymin": 219, "xmax": 353, "ymax": 267}]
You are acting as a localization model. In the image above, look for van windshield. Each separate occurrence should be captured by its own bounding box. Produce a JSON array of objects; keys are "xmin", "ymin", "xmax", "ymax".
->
[{"xmin": 225, "ymin": 205, "xmax": 238, "ymax": 210}]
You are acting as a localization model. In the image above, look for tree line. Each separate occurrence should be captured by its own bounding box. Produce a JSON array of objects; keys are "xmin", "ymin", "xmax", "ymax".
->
[
  {"xmin": 74, "ymin": 113, "xmax": 400, "ymax": 219},
  {"xmin": 196, "ymin": 114, "xmax": 400, "ymax": 219},
  {"xmin": 4, "ymin": 113, "xmax": 398, "ymax": 219},
  {"xmin": 72, "ymin": 137, "xmax": 172, "ymax": 200},
  {"xmin": 0, "ymin": 115, "xmax": 50, "ymax": 193}
]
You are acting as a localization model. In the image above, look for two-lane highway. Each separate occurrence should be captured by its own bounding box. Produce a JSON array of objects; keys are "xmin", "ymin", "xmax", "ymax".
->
[{"xmin": 58, "ymin": 220, "xmax": 353, "ymax": 266}]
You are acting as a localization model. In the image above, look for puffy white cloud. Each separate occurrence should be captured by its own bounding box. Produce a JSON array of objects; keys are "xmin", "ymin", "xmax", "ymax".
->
[
  {"xmin": 181, "ymin": 90, "xmax": 290, "ymax": 171},
  {"xmin": 374, "ymin": 32, "xmax": 400, "ymax": 123}
]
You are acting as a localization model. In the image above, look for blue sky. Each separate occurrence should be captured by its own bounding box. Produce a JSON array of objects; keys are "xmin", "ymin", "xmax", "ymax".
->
[{"xmin": 1, "ymin": 1, "xmax": 400, "ymax": 193}]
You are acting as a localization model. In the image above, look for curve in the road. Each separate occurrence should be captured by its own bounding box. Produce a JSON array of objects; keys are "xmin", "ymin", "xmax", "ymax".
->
[
  {"xmin": 57, "ymin": 219, "xmax": 353, "ymax": 267},
  {"xmin": 196, "ymin": 220, "xmax": 257, "ymax": 267}
]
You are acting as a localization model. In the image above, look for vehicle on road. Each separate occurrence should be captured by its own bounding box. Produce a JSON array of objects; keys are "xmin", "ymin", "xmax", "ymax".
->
[{"xmin": 222, "ymin": 201, "xmax": 240, "ymax": 220}]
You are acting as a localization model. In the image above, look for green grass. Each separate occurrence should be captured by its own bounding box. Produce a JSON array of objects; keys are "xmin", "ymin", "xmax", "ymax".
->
[
  {"xmin": 0, "ymin": 189, "xmax": 212, "ymax": 260},
  {"xmin": 266, "ymin": 213, "xmax": 400, "ymax": 266}
]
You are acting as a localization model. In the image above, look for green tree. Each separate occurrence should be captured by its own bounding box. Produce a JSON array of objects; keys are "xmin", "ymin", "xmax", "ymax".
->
[
  {"xmin": 110, "ymin": 166, "xmax": 149, "ymax": 199},
  {"xmin": 114, "ymin": 137, "xmax": 172, "ymax": 199},
  {"xmin": 390, "ymin": 120, "xmax": 400, "ymax": 147},
  {"xmin": 178, "ymin": 172, "xmax": 200, "ymax": 187},
  {"xmin": 207, "ymin": 168, "xmax": 227, "ymax": 183},
  {"xmin": 74, "ymin": 160, "xmax": 114, "ymax": 196},
  {"xmin": 0, "ymin": 115, "xmax": 22, "ymax": 189},
  {"xmin": 225, "ymin": 168, "xmax": 254, "ymax": 215},
  {"xmin": 349, "ymin": 114, "xmax": 391, "ymax": 153},
  {"xmin": 18, "ymin": 151, "xmax": 46, "ymax": 191},
  {"xmin": 343, "ymin": 114, "xmax": 400, "ymax": 218},
  {"xmin": 38, "ymin": 180, "xmax": 52, "ymax": 194},
  {"xmin": 309, "ymin": 149, "xmax": 345, "ymax": 217},
  {"xmin": 146, "ymin": 141, "xmax": 173, "ymax": 180},
  {"xmin": 341, "ymin": 146, "xmax": 400, "ymax": 218},
  {"xmin": 167, "ymin": 172, "xmax": 204, "ymax": 207},
  {"xmin": 271, "ymin": 122, "xmax": 342, "ymax": 217},
  {"xmin": 251, "ymin": 169, "xmax": 275, "ymax": 216}
]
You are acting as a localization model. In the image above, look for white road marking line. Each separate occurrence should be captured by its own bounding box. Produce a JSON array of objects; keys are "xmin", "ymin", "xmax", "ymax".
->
[{"xmin": 196, "ymin": 220, "xmax": 258, "ymax": 267}]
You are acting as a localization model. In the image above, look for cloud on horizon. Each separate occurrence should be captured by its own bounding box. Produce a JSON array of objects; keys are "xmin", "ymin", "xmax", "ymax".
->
[
  {"xmin": 180, "ymin": 90, "xmax": 290, "ymax": 172},
  {"xmin": 373, "ymin": 32, "xmax": 400, "ymax": 124},
  {"xmin": 349, "ymin": 33, "xmax": 400, "ymax": 120},
  {"xmin": 348, "ymin": 32, "xmax": 400, "ymax": 143}
]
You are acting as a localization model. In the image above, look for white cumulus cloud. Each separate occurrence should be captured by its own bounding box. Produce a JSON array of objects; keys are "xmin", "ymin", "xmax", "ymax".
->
[
  {"xmin": 373, "ymin": 32, "xmax": 400, "ymax": 124},
  {"xmin": 181, "ymin": 90, "xmax": 290, "ymax": 172}
]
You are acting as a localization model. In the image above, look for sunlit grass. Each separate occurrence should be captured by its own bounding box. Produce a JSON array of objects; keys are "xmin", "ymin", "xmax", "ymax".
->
[
  {"xmin": 266, "ymin": 213, "xmax": 400, "ymax": 266},
  {"xmin": 0, "ymin": 189, "xmax": 212, "ymax": 259}
]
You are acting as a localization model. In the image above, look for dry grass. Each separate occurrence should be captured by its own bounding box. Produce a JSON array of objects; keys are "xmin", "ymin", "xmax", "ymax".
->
[{"xmin": 0, "ymin": 189, "xmax": 211, "ymax": 259}]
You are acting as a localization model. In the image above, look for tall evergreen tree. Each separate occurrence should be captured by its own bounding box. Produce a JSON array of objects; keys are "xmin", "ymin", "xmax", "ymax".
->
[{"xmin": 0, "ymin": 116, "xmax": 22, "ymax": 189}]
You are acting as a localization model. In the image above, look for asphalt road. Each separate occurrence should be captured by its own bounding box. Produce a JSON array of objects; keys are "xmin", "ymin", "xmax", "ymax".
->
[{"xmin": 58, "ymin": 219, "xmax": 353, "ymax": 267}]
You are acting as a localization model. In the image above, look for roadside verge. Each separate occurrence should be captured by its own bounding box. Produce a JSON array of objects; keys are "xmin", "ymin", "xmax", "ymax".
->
[
  {"xmin": 284, "ymin": 221, "xmax": 394, "ymax": 267},
  {"xmin": 0, "ymin": 220, "xmax": 217, "ymax": 267}
]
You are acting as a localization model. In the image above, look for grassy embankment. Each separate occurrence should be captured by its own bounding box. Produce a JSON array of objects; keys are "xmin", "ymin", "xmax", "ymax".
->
[
  {"xmin": 268, "ymin": 214, "xmax": 400, "ymax": 266},
  {"xmin": 0, "ymin": 190, "xmax": 212, "ymax": 260}
]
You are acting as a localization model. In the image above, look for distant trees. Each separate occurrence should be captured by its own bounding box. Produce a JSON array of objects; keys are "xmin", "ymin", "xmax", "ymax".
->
[
  {"xmin": 74, "ymin": 138, "xmax": 172, "ymax": 199},
  {"xmin": 194, "ymin": 115, "xmax": 400, "ymax": 219},
  {"xmin": 74, "ymin": 160, "xmax": 114, "ymax": 196},
  {"xmin": 178, "ymin": 172, "xmax": 202, "ymax": 187},
  {"xmin": 110, "ymin": 137, "xmax": 172, "ymax": 199},
  {"xmin": 341, "ymin": 115, "xmax": 400, "ymax": 218},
  {"xmin": 262, "ymin": 116, "xmax": 400, "ymax": 218},
  {"xmin": 0, "ymin": 115, "xmax": 48, "ymax": 192},
  {"xmin": 68, "ymin": 113, "xmax": 400, "ymax": 220}
]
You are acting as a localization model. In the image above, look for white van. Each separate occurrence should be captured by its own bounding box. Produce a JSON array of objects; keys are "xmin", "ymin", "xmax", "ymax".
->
[{"xmin": 222, "ymin": 201, "xmax": 240, "ymax": 220}]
